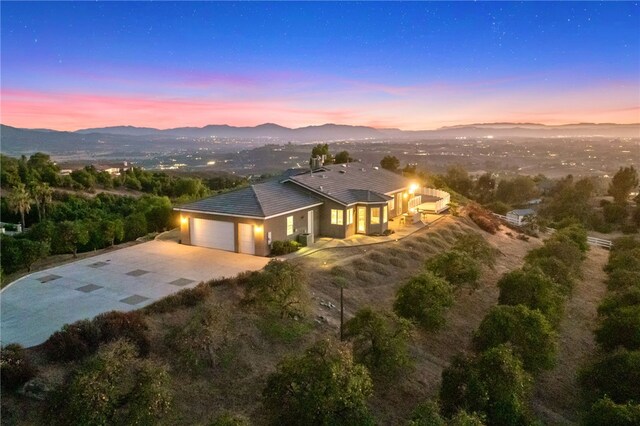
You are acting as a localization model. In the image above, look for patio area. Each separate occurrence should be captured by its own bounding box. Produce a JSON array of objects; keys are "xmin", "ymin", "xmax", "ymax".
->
[{"xmin": 286, "ymin": 213, "xmax": 445, "ymax": 258}]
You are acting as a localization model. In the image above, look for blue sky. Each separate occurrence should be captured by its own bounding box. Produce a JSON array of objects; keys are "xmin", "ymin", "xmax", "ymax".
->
[{"xmin": 2, "ymin": 1, "xmax": 639, "ymax": 130}]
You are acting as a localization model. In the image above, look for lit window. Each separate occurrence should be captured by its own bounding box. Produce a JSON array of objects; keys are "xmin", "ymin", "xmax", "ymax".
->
[
  {"xmin": 346, "ymin": 208, "xmax": 354, "ymax": 225},
  {"xmin": 389, "ymin": 199, "xmax": 395, "ymax": 212},
  {"xmin": 371, "ymin": 207, "xmax": 380, "ymax": 225},
  {"xmin": 331, "ymin": 209, "xmax": 344, "ymax": 225},
  {"xmin": 383, "ymin": 206, "xmax": 388, "ymax": 223},
  {"xmin": 286, "ymin": 216, "xmax": 294, "ymax": 235}
]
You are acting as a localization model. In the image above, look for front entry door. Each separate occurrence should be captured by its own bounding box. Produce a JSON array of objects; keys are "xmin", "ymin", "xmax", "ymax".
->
[{"xmin": 357, "ymin": 206, "xmax": 366, "ymax": 234}]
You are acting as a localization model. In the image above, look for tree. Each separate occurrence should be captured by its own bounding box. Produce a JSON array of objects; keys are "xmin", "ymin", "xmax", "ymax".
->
[
  {"xmin": 263, "ymin": 340, "xmax": 374, "ymax": 425},
  {"xmin": 452, "ymin": 233, "xmax": 498, "ymax": 269},
  {"xmin": 7, "ymin": 182, "xmax": 32, "ymax": 229},
  {"xmin": 54, "ymin": 221, "xmax": 90, "ymax": 257},
  {"xmin": 525, "ymin": 233, "xmax": 584, "ymax": 275},
  {"xmin": 609, "ymin": 166, "xmax": 638, "ymax": 204},
  {"xmin": 444, "ymin": 165, "xmax": 473, "ymax": 197},
  {"xmin": 19, "ymin": 239, "xmax": 49, "ymax": 272},
  {"xmin": 343, "ymin": 308, "xmax": 412, "ymax": 377},
  {"xmin": 334, "ymin": 150, "xmax": 352, "ymax": 164},
  {"xmin": 474, "ymin": 173, "xmax": 496, "ymax": 204},
  {"xmin": 497, "ymin": 267, "xmax": 564, "ymax": 326},
  {"xmin": 394, "ymin": 272, "xmax": 454, "ymax": 330},
  {"xmin": 407, "ymin": 400, "xmax": 446, "ymax": 426},
  {"xmin": 100, "ymin": 219, "xmax": 125, "ymax": 247},
  {"xmin": 425, "ymin": 250, "xmax": 482, "ymax": 288},
  {"xmin": 584, "ymin": 397, "xmax": 640, "ymax": 426},
  {"xmin": 439, "ymin": 345, "xmax": 533, "ymax": 425},
  {"xmin": 473, "ymin": 305, "xmax": 557, "ymax": 373},
  {"xmin": 244, "ymin": 260, "xmax": 309, "ymax": 318},
  {"xmin": 595, "ymin": 306, "xmax": 640, "ymax": 351},
  {"xmin": 124, "ymin": 213, "xmax": 148, "ymax": 241},
  {"xmin": 380, "ymin": 155, "xmax": 400, "ymax": 172},
  {"xmin": 311, "ymin": 143, "xmax": 334, "ymax": 164},
  {"xmin": 578, "ymin": 349, "xmax": 640, "ymax": 405},
  {"xmin": 57, "ymin": 340, "xmax": 171, "ymax": 426}
]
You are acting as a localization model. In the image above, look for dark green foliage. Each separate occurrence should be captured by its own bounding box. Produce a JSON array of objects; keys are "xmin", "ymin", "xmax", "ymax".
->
[
  {"xmin": 244, "ymin": 260, "xmax": 309, "ymax": 318},
  {"xmin": 144, "ymin": 282, "xmax": 211, "ymax": 314},
  {"xmin": 53, "ymin": 220, "xmax": 89, "ymax": 257},
  {"xmin": 54, "ymin": 340, "xmax": 171, "ymax": 426},
  {"xmin": 0, "ymin": 344, "xmax": 37, "ymax": 391},
  {"xmin": 525, "ymin": 234, "xmax": 584, "ymax": 275},
  {"xmin": 425, "ymin": 250, "xmax": 482, "ymax": 288},
  {"xmin": 444, "ymin": 165, "xmax": 473, "ymax": 197},
  {"xmin": 484, "ymin": 201, "xmax": 511, "ymax": 215},
  {"xmin": 583, "ymin": 397, "xmax": 640, "ymax": 426},
  {"xmin": 124, "ymin": 212, "xmax": 148, "ymax": 241},
  {"xmin": 598, "ymin": 287, "xmax": 640, "ymax": 317},
  {"xmin": 608, "ymin": 166, "xmax": 638, "ymax": 204},
  {"xmin": 555, "ymin": 224, "xmax": 589, "ymax": 253},
  {"xmin": 270, "ymin": 239, "xmax": 301, "ymax": 255},
  {"xmin": 407, "ymin": 400, "xmax": 446, "ymax": 426},
  {"xmin": 604, "ymin": 248, "xmax": 640, "ymax": 275},
  {"xmin": 449, "ymin": 411, "xmax": 486, "ymax": 426},
  {"xmin": 439, "ymin": 345, "xmax": 532, "ymax": 426},
  {"xmin": 473, "ymin": 305, "xmax": 557, "ymax": 373},
  {"xmin": 607, "ymin": 269, "xmax": 640, "ymax": 291},
  {"xmin": 343, "ymin": 308, "xmax": 412, "ymax": 377},
  {"xmin": 263, "ymin": 340, "xmax": 374, "ymax": 426},
  {"xmin": 603, "ymin": 202, "xmax": 629, "ymax": 225},
  {"xmin": 43, "ymin": 311, "xmax": 149, "ymax": 362},
  {"xmin": 452, "ymin": 232, "xmax": 498, "ymax": 269},
  {"xmin": 334, "ymin": 150, "xmax": 353, "ymax": 164},
  {"xmin": 210, "ymin": 413, "xmax": 251, "ymax": 426},
  {"xmin": 0, "ymin": 235, "xmax": 49, "ymax": 274},
  {"xmin": 380, "ymin": 155, "xmax": 400, "ymax": 172},
  {"xmin": 497, "ymin": 267, "xmax": 564, "ymax": 326},
  {"xmin": 311, "ymin": 143, "xmax": 334, "ymax": 164},
  {"xmin": 578, "ymin": 349, "xmax": 640, "ymax": 405},
  {"xmin": 495, "ymin": 175, "xmax": 537, "ymax": 205},
  {"xmin": 595, "ymin": 305, "xmax": 640, "ymax": 351},
  {"xmin": 525, "ymin": 256, "xmax": 575, "ymax": 294},
  {"xmin": 394, "ymin": 271, "xmax": 454, "ymax": 330}
]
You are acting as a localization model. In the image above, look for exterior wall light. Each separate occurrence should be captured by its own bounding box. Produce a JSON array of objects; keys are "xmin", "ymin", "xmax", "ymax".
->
[{"xmin": 180, "ymin": 216, "xmax": 188, "ymax": 225}]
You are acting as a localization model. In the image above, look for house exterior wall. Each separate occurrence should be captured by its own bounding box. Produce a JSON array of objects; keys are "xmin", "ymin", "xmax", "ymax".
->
[
  {"xmin": 387, "ymin": 189, "xmax": 409, "ymax": 218},
  {"xmin": 177, "ymin": 211, "xmax": 268, "ymax": 255},
  {"xmin": 318, "ymin": 198, "xmax": 348, "ymax": 238},
  {"xmin": 264, "ymin": 206, "xmax": 321, "ymax": 246}
]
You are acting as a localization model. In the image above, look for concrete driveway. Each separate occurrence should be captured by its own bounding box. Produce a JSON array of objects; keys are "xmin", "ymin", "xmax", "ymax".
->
[{"xmin": 0, "ymin": 240, "xmax": 269, "ymax": 347}]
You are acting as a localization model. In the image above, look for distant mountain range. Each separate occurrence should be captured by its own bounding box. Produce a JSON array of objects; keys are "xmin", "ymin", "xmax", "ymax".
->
[{"xmin": 1, "ymin": 122, "xmax": 638, "ymax": 156}]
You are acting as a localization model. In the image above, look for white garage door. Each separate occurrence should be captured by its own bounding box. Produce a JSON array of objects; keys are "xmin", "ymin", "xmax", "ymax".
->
[
  {"xmin": 238, "ymin": 223, "xmax": 255, "ymax": 255},
  {"xmin": 190, "ymin": 218, "xmax": 235, "ymax": 251}
]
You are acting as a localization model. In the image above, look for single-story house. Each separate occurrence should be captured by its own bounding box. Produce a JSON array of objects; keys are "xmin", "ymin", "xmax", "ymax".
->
[
  {"xmin": 506, "ymin": 208, "xmax": 536, "ymax": 226},
  {"xmin": 175, "ymin": 165, "xmax": 440, "ymax": 256}
]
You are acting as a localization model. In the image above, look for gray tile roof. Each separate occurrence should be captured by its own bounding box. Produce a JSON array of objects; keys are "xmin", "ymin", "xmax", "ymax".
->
[
  {"xmin": 287, "ymin": 166, "xmax": 411, "ymax": 205},
  {"xmin": 176, "ymin": 180, "xmax": 322, "ymax": 218},
  {"xmin": 508, "ymin": 208, "xmax": 536, "ymax": 216}
]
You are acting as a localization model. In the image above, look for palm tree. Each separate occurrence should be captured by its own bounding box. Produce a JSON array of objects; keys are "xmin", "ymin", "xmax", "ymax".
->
[
  {"xmin": 29, "ymin": 182, "xmax": 54, "ymax": 222},
  {"xmin": 8, "ymin": 183, "xmax": 32, "ymax": 229}
]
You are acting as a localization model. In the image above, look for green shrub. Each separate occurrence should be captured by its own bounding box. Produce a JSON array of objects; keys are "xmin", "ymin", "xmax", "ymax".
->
[
  {"xmin": 0, "ymin": 344, "xmax": 37, "ymax": 391},
  {"xmin": 603, "ymin": 203, "xmax": 628, "ymax": 225},
  {"xmin": 497, "ymin": 267, "xmax": 565, "ymax": 326},
  {"xmin": 449, "ymin": 411, "xmax": 486, "ymax": 426},
  {"xmin": 578, "ymin": 349, "xmax": 640, "ymax": 405},
  {"xmin": 605, "ymin": 248, "xmax": 640, "ymax": 274},
  {"xmin": 598, "ymin": 287, "xmax": 640, "ymax": 317},
  {"xmin": 484, "ymin": 201, "xmax": 511, "ymax": 215},
  {"xmin": 555, "ymin": 224, "xmax": 589, "ymax": 253},
  {"xmin": 525, "ymin": 256, "xmax": 575, "ymax": 294},
  {"xmin": 56, "ymin": 340, "xmax": 171, "ymax": 426},
  {"xmin": 595, "ymin": 306, "xmax": 640, "ymax": 351},
  {"xmin": 425, "ymin": 250, "xmax": 482, "ymax": 288},
  {"xmin": 583, "ymin": 397, "xmax": 640, "ymax": 426},
  {"xmin": 144, "ymin": 282, "xmax": 211, "ymax": 314},
  {"xmin": 439, "ymin": 345, "xmax": 532, "ymax": 425},
  {"xmin": 344, "ymin": 308, "xmax": 413, "ymax": 377},
  {"xmin": 244, "ymin": 260, "xmax": 309, "ymax": 318},
  {"xmin": 526, "ymin": 233, "xmax": 585, "ymax": 274},
  {"xmin": 270, "ymin": 240, "xmax": 301, "ymax": 255},
  {"xmin": 407, "ymin": 400, "xmax": 445, "ymax": 426},
  {"xmin": 257, "ymin": 315, "xmax": 312, "ymax": 344},
  {"xmin": 394, "ymin": 272, "xmax": 454, "ymax": 331},
  {"xmin": 473, "ymin": 305, "xmax": 557, "ymax": 373},
  {"xmin": 452, "ymin": 233, "xmax": 498, "ymax": 269},
  {"xmin": 210, "ymin": 413, "xmax": 251, "ymax": 426},
  {"xmin": 607, "ymin": 269, "xmax": 640, "ymax": 292},
  {"xmin": 263, "ymin": 340, "xmax": 374, "ymax": 425}
]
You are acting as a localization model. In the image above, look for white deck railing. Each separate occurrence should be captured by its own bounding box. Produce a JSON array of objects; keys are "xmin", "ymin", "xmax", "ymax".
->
[{"xmin": 420, "ymin": 188, "xmax": 450, "ymax": 213}]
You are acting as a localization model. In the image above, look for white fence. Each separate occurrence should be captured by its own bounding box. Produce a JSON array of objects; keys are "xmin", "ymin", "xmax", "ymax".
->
[
  {"xmin": 420, "ymin": 188, "xmax": 450, "ymax": 213},
  {"xmin": 491, "ymin": 213, "xmax": 613, "ymax": 249}
]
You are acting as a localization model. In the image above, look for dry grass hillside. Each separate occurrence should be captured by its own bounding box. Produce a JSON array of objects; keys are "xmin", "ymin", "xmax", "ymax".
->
[{"xmin": 2, "ymin": 215, "xmax": 609, "ymax": 425}]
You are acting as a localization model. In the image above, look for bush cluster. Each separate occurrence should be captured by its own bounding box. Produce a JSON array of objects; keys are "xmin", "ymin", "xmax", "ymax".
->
[
  {"xmin": 466, "ymin": 204, "xmax": 501, "ymax": 234},
  {"xmin": 270, "ymin": 239, "xmax": 301, "ymax": 255},
  {"xmin": 579, "ymin": 237, "xmax": 640, "ymax": 422},
  {"xmin": 0, "ymin": 343, "xmax": 37, "ymax": 391},
  {"xmin": 43, "ymin": 311, "xmax": 149, "ymax": 362}
]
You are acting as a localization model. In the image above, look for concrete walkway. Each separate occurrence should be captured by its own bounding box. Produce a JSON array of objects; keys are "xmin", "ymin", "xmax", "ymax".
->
[{"xmin": 0, "ymin": 240, "xmax": 269, "ymax": 347}]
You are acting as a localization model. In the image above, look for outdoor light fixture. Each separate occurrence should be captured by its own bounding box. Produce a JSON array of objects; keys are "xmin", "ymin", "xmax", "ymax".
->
[
  {"xmin": 254, "ymin": 225, "xmax": 263, "ymax": 233},
  {"xmin": 409, "ymin": 183, "xmax": 419, "ymax": 194},
  {"xmin": 180, "ymin": 216, "xmax": 188, "ymax": 225}
]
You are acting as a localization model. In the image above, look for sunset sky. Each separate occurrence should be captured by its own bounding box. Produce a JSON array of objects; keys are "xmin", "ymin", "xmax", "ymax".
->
[{"xmin": 2, "ymin": 1, "xmax": 639, "ymax": 131}]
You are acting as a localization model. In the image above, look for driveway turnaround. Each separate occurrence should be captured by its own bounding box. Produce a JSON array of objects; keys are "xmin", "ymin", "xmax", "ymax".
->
[{"xmin": 1, "ymin": 240, "xmax": 269, "ymax": 347}]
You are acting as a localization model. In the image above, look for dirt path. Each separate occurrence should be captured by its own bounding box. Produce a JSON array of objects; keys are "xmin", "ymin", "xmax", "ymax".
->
[{"xmin": 532, "ymin": 247, "xmax": 609, "ymax": 424}]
